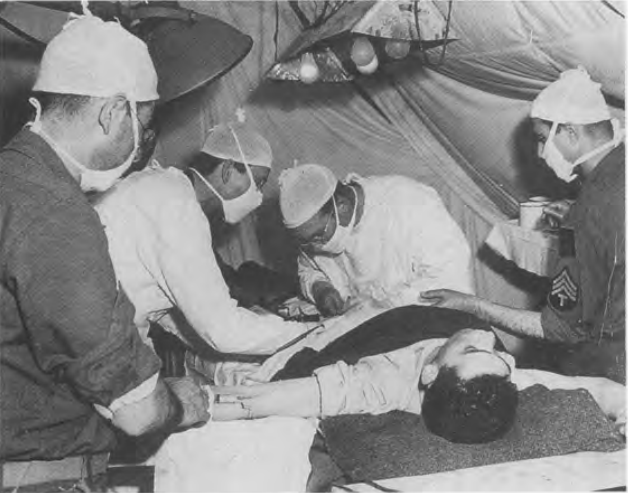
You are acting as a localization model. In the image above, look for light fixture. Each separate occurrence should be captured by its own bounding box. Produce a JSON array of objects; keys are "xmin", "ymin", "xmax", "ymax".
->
[
  {"xmin": 0, "ymin": 1, "xmax": 253, "ymax": 103},
  {"xmin": 299, "ymin": 52, "xmax": 321, "ymax": 84},
  {"xmin": 267, "ymin": 0, "xmax": 456, "ymax": 83}
]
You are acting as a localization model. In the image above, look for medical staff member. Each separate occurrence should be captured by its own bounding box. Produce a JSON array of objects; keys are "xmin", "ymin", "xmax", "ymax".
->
[
  {"xmin": 0, "ymin": 14, "xmax": 209, "ymax": 481},
  {"xmin": 423, "ymin": 68, "xmax": 625, "ymax": 383},
  {"xmin": 278, "ymin": 164, "xmax": 474, "ymax": 317},
  {"xmin": 94, "ymin": 118, "xmax": 313, "ymax": 356}
]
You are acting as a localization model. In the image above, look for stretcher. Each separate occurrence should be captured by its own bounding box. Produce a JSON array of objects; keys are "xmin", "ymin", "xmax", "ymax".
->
[
  {"xmin": 155, "ymin": 303, "xmax": 626, "ymax": 492},
  {"xmin": 336, "ymin": 449, "xmax": 626, "ymax": 492}
]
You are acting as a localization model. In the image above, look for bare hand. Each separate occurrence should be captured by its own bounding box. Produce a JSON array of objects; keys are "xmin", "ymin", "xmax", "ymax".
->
[
  {"xmin": 420, "ymin": 289, "xmax": 478, "ymax": 312},
  {"xmin": 543, "ymin": 199, "xmax": 575, "ymax": 228},
  {"xmin": 164, "ymin": 377, "xmax": 211, "ymax": 429}
]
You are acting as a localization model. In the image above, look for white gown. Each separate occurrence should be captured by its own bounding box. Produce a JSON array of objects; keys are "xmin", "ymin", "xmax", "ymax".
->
[
  {"xmin": 94, "ymin": 162, "xmax": 308, "ymax": 354},
  {"xmin": 298, "ymin": 175, "xmax": 475, "ymax": 309}
]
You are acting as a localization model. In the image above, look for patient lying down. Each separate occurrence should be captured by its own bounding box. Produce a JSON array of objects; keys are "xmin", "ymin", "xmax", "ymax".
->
[{"xmin": 214, "ymin": 328, "xmax": 626, "ymax": 444}]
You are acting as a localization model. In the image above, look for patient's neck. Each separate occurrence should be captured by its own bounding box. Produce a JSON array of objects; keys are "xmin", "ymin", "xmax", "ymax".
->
[{"xmin": 424, "ymin": 345, "xmax": 441, "ymax": 367}]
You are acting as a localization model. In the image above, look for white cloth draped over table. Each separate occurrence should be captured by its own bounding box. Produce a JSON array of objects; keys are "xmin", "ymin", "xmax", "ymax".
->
[{"xmin": 485, "ymin": 220, "xmax": 560, "ymax": 277}]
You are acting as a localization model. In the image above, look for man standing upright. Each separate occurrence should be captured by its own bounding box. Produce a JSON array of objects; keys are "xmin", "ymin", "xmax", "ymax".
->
[
  {"xmin": 424, "ymin": 68, "xmax": 625, "ymax": 383},
  {"xmin": 0, "ymin": 13, "xmax": 209, "ymax": 489}
]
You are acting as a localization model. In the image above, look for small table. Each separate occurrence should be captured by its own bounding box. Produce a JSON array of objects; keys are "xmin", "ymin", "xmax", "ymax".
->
[{"xmin": 485, "ymin": 220, "xmax": 560, "ymax": 277}]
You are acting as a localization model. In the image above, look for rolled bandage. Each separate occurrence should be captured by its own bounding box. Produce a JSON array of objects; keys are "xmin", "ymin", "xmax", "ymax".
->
[{"xmin": 215, "ymin": 393, "xmax": 241, "ymax": 404}]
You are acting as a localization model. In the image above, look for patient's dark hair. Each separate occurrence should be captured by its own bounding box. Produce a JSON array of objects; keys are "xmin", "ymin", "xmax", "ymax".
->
[{"xmin": 422, "ymin": 366, "xmax": 518, "ymax": 444}]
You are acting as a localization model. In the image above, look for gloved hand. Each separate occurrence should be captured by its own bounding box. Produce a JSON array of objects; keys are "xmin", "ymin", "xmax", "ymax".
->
[
  {"xmin": 311, "ymin": 281, "xmax": 346, "ymax": 317},
  {"xmin": 164, "ymin": 376, "xmax": 211, "ymax": 429}
]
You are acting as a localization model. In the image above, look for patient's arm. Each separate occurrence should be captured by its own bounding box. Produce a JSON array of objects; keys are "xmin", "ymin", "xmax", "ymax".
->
[
  {"xmin": 421, "ymin": 289, "xmax": 544, "ymax": 339},
  {"xmin": 214, "ymin": 345, "xmax": 422, "ymax": 419},
  {"xmin": 213, "ymin": 378, "xmax": 320, "ymax": 420},
  {"xmin": 514, "ymin": 369, "xmax": 626, "ymax": 429}
]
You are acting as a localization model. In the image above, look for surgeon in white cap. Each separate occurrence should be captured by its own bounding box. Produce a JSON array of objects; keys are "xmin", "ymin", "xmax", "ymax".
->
[
  {"xmin": 0, "ymin": 13, "xmax": 211, "ymax": 473},
  {"xmin": 278, "ymin": 164, "xmax": 474, "ymax": 317},
  {"xmin": 423, "ymin": 67, "xmax": 625, "ymax": 384},
  {"xmin": 94, "ymin": 114, "xmax": 314, "ymax": 373}
]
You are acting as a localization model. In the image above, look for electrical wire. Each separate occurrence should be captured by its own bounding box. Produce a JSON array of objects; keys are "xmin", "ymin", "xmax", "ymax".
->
[
  {"xmin": 437, "ymin": 0, "xmax": 454, "ymax": 66},
  {"xmin": 274, "ymin": 1, "xmax": 280, "ymax": 62}
]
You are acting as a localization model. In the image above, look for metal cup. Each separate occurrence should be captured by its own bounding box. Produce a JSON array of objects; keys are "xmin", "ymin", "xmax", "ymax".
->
[{"xmin": 519, "ymin": 196, "xmax": 550, "ymax": 229}]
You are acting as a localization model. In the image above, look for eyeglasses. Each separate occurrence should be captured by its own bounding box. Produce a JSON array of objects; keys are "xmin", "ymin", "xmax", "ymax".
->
[
  {"xmin": 137, "ymin": 117, "xmax": 158, "ymax": 143},
  {"xmin": 308, "ymin": 205, "xmax": 336, "ymax": 245},
  {"xmin": 223, "ymin": 159, "xmax": 268, "ymax": 190}
]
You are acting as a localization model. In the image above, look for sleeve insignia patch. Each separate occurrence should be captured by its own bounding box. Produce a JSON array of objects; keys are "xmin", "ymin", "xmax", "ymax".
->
[{"xmin": 548, "ymin": 267, "xmax": 579, "ymax": 312}]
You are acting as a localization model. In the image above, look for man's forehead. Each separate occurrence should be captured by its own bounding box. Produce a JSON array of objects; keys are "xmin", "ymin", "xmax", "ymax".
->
[
  {"xmin": 457, "ymin": 351, "xmax": 512, "ymax": 380},
  {"xmin": 532, "ymin": 118, "xmax": 551, "ymax": 135},
  {"xmin": 294, "ymin": 204, "xmax": 331, "ymax": 237}
]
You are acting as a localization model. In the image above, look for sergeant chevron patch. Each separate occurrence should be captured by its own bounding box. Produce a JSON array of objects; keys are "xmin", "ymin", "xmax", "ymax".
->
[{"xmin": 548, "ymin": 267, "xmax": 579, "ymax": 312}]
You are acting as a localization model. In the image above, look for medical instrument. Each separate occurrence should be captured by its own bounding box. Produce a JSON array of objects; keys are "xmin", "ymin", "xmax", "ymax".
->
[{"xmin": 272, "ymin": 323, "xmax": 325, "ymax": 354}]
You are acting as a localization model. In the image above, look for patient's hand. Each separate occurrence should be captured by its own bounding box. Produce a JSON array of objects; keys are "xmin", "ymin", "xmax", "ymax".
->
[
  {"xmin": 420, "ymin": 289, "xmax": 478, "ymax": 312},
  {"xmin": 212, "ymin": 378, "xmax": 320, "ymax": 420}
]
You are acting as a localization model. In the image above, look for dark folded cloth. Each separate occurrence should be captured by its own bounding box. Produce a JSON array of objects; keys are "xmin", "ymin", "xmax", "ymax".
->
[
  {"xmin": 319, "ymin": 384, "xmax": 625, "ymax": 484},
  {"xmin": 273, "ymin": 305, "xmax": 492, "ymax": 381}
]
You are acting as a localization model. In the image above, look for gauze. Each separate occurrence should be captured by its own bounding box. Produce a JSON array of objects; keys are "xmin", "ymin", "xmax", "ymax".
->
[
  {"xmin": 531, "ymin": 67, "xmax": 610, "ymax": 124},
  {"xmin": 279, "ymin": 164, "xmax": 338, "ymax": 229}
]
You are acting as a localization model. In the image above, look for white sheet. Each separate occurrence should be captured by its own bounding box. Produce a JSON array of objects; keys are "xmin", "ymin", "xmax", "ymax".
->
[{"xmin": 154, "ymin": 417, "xmax": 317, "ymax": 492}]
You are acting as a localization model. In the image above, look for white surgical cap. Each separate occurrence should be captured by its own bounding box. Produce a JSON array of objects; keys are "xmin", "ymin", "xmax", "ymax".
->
[
  {"xmin": 279, "ymin": 164, "xmax": 338, "ymax": 229},
  {"xmin": 33, "ymin": 16, "xmax": 158, "ymax": 102},
  {"xmin": 202, "ymin": 122, "xmax": 273, "ymax": 169},
  {"xmin": 530, "ymin": 67, "xmax": 610, "ymax": 124}
]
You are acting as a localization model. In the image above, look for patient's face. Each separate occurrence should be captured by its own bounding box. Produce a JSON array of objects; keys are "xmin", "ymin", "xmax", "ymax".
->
[{"xmin": 435, "ymin": 329, "xmax": 512, "ymax": 381}]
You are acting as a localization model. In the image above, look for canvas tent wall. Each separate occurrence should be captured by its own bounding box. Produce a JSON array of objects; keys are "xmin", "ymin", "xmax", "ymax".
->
[
  {"xmin": 153, "ymin": 0, "xmax": 624, "ymax": 310},
  {"xmin": 1, "ymin": 1, "xmax": 625, "ymax": 320}
]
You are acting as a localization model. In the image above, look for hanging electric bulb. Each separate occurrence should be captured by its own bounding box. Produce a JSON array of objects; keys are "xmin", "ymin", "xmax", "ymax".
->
[
  {"xmin": 356, "ymin": 55, "xmax": 379, "ymax": 74},
  {"xmin": 350, "ymin": 36, "xmax": 376, "ymax": 67},
  {"xmin": 299, "ymin": 52, "xmax": 320, "ymax": 84},
  {"xmin": 385, "ymin": 39, "xmax": 411, "ymax": 60}
]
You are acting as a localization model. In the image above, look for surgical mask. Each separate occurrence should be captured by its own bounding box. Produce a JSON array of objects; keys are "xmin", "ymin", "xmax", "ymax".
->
[
  {"xmin": 317, "ymin": 187, "xmax": 357, "ymax": 255},
  {"xmin": 543, "ymin": 119, "xmax": 623, "ymax": 183},
  {"xmin": 191, "ymin": 165, "xmax": 263, "ymax": 224},
  {"xmin": 27, "ymin": 97, "xmax": 139, "ymax": 193},
  {"xmin": 191, "ymin": 124, "xmax": 264, "ymax": 224}
]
